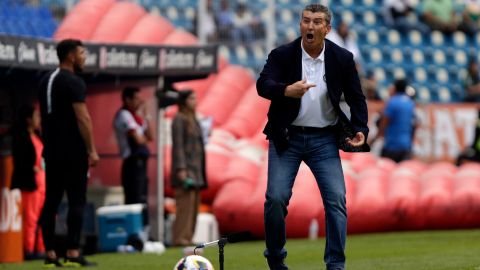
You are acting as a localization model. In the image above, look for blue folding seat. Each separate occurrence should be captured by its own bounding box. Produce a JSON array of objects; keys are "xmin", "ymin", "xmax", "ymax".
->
[
  {"xmin": 429, "ymin": 30, "xmax": 446, "ymax": 47},
  {"xmin": 38, "ymin": 6, "xmax": 53, "ymax": 20},
  {"xmin": 373, "ymin": 67, "xmax": 386, "ymax": 83},
  {"xmin": 234, "ymin": 45, "xmax": 248, "ymax": 66},
  {"xmin": 414, "ymin": 67, "xmax": 428, "ymax": 84},
  {"xmin": 452, "ymin": 31, "xmax": 467, "ymax": 48},
  {"xmin": 341, "ymin": 0, "xmax": 354, "ymax": 8},
  {"xmin": 389, "ymin": 48, "xmax": 404, "ymax": 64},
  {"xmin": 416, "ymin": 87, "xmax": 431, "ymax": 103},
  {"xmin": 454, "ymin": 50, "xmax": 468, "ymax": 67},
  {"xmin": 362, "ymin": 10, "xmax": 377, "ymax": 27},
  {"xmin": 432, "ymin": 49, "xmax": 447, "ymax": 67},
  {"xmin": 408, "ymin": 30, "xmax": 423, "ymax": 47},
  {"xmin": 437, "ymin": 87, "xmax": 452, "ymax": 103},
  {"xmin": 165, "ymin": 6, "xmax": 179, "ymax": 21},
  {"xmin": 218, "ymin": 45, "xmax": 231, "ymax": 63},
  {"xmin": 436, "ymin": 68, "xmax": 449, "ymax": 85},
  {"xmin": 386, "ymin": 29, "xmax": 401, "ymax": 47},
  {"xmin": 280, "ymin": 9, "xmax": 294, "ymax": 25},
  {"xmin": 341, "ymin": 10, "xmax": 354, "ymax": 25},
  {"xmin": 368, "ymin": 47, "xmax": 383, "ymax": 64},
  {"xmin": 362, "ymin": 0, "xmax": 376, "ymax": 9},
  {"xmin": 410, "ymin": 49, "xmax": 425, "ymax": 65},
  {"xmin": 366, "ymin": 29, "xmax": 379, "ymax": 45}
]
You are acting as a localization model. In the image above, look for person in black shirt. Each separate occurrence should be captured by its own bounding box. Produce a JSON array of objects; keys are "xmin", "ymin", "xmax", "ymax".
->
[{"xmin": 38, "ymin": 39, "xmax": 99, "ymax": 267}]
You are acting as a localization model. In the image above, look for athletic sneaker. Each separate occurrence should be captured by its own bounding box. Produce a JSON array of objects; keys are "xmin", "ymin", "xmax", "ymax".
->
[
  {"xmin": 64, "ymin": 256, "xmax": 97, "ymax": 267},
  {"xmin": 43, "ymin": 257, "xmax": 63, "ymax": 268}
]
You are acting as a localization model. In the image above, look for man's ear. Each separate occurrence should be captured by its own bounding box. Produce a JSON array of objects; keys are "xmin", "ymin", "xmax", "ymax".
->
[{"xmin": 67, "ymin": 51, "xmax": 75, "ymax": 63}]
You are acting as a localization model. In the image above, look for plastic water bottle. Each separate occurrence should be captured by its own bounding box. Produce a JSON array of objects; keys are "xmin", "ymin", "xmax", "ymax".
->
[
  {"xmin": 308, "ymin": 219, "xmax": 318, "ymax": 240},
  {"xmin": 117, "ymin": 245, "xmax": 135, "ymax": 253}
]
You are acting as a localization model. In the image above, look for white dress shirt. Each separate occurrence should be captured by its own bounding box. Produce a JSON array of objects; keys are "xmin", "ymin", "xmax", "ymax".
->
[{"xmin": 292, "ymin": 41, "xmax": 338, "ymax": 128}]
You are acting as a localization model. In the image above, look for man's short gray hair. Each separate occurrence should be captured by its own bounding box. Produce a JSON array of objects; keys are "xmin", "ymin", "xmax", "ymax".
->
[{"xmin": 302, "ymin": 4, "xmax": 332, "ymax": 26}]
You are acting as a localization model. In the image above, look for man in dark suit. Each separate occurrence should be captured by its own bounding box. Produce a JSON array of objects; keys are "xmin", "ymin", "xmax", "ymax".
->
[{"xmin": 256, "ymin": 4, "xmax": 369, "ymax": 270}]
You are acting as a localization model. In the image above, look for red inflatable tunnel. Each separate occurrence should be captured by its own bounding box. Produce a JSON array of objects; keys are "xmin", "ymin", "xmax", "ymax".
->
[
  {"xmin": 221, "ymin": 83, "xmax": 270, "ymax": 138},
  {"xmin": 242, "ymin": 160, "xmax": 269, "ymax": 237},
  {"xmin": 201, "ymin": 129, "xmax": 236, "ymax": 204},
  {"xmin": 54, "ymin": 0, "xmax": 116, "ymax": 40},
  {"xmin": 418, "ymin": 175, "xmax": 453, "ymax": 229},
  {"xmin": 212, "ymin": 139, "xmax": 265, "ymax": 233},
  {"xmin": 90, "ymin": 1, "xmax": 146, "ymax": 43},
  {"xmin": 124, "ymin": 14, "xmax": 175, "ymax": 44},
  {"xmin": 162, "ymin": 29, "xmax": 198, "ymax": 45},
  {"xmin": 197, "ymin": 66, "xmax": 253, "ymax": 127}
]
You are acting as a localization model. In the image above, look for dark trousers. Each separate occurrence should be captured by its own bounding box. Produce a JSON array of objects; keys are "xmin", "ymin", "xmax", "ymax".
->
[
  {"xmin": 40, "ymin": 158, "xmax": 88, "ymax": 250},
  {"xmin": 121, "ymin": 156, "xmax": 149, "ymax": 226}
]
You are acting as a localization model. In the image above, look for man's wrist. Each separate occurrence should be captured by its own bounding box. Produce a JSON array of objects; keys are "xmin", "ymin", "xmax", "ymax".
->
[{"xmin": 284, "ymin": 85, "xmax": 291, "ymax": 97}]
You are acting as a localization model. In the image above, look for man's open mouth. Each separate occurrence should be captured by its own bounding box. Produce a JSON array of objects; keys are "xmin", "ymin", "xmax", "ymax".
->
[{"xmin": 306, "ymin": 33, "xmax": 314, "ymax": 41}]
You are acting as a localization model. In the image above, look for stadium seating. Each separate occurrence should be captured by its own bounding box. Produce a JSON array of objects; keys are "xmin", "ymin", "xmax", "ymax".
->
[
  {"xmin": 0, "ymin": 2, "xmax": 57, "ymax": 37},
  {"xmin": 223, "ymin": 0, "xmax": 474, "ymax": 102},
  {"xmin": 4, "ymin": 0, "xmax": 477, "ymax": 102}
]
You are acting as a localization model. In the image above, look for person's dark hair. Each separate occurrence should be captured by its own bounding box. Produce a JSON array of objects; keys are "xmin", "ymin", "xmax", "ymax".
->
[
  {"xmin": 394, "ymin": 79, "xmax": 407, "ymax": 93},
  {"xmin": 122, "ymin": 86, "xmax": 140, "ymax": 101},
  {"xmin": 177, "ymin": 90, "xmax": 196, "ymax": 133},
  {"xmin": 56, "ymin": 39, "xmax": 83, "ymax": 62},
  {"xmin": 177, "ymin": 89, "xmax": 194, "ymax": 108},
  {"xmin": 303, "ymin": 4, "xmax": 331, "ymax": 25}
]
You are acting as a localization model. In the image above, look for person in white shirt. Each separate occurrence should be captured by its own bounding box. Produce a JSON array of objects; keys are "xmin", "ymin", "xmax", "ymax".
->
[
  {"xmin": 231, "ymin": 3, "xmax": 259, "ymax": 42},
  {"xmin": 113, "ymin": 86, "xmax": 152, "ymax": 231},
  {"xmin": 326, "ymin": 20, "xmax": 362, "ymax": 68}
]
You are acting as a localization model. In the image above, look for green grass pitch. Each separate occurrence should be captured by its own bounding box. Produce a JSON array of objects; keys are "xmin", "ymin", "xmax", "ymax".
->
[{"xmin": 2, "ymin": 229, "xmax": 480, "ymax": 269}]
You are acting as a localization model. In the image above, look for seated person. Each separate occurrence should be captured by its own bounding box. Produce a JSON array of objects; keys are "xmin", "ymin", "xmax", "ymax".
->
[
  {"xmin": 463, "ymin": 58, "xmax": 480, "ymax": 102},
  {"xmin": 420, "ymin": 0, "xmax": 458, "ymax": 34},
  {"xmin": 361, "ymin": 70, "xmax": 382, "ymax": 101},
  {"xmin": 383, "ymin": 0, "xmax": 429, "ymax": 34},
  {"xmin": 326, "ymin": 20, "xmax": 363, "ymax": 71},
  {"xmin": 462, "ymin": 0, "xmax": 480, "ymax": 36}
]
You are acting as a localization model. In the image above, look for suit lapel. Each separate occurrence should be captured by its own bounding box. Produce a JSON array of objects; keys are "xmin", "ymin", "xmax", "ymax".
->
[
  {"xmin": 324, "ymin": 39, "xmax": 335, "ymax": 93},
  {"xmin": 293, "ymin": 38, "xmax": 303, "ymax": 82},
  {"xmin": 324, "ymin": 40, "xmax": 342, "ymax": 106}
]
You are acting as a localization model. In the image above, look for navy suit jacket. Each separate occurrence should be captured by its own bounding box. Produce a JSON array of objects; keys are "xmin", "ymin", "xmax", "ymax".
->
[{"xmin": 257, "ymin": 37, "xmax": 369, "ymax": 153}]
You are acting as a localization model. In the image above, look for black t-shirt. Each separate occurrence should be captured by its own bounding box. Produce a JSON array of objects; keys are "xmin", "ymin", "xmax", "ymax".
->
[{"xmin": 38, "ymin": 68, "xmax": 87, "ymax": 160}]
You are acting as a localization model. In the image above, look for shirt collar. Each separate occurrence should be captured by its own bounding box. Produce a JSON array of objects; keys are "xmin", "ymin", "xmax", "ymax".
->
[{"xmin": 301, "ymin": 40, "xmax": 325, "ymax": 62}]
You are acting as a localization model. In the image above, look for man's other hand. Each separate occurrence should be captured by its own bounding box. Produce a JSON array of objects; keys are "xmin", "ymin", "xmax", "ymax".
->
[{"xmin": 346, "ymin": 132, "xmax": 365, "ymax": 147}]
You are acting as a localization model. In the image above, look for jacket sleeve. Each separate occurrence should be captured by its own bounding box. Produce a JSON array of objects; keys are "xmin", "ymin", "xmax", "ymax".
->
[
  {"xmin": 256, "ymin": 49, "xmax": 288, "ymax": 101},
  {"xmin": 343, "ymin": 53, "xmax": 369, "ymax": 138},
  {"xmin": 171, "ymin": 116, "xmax": 187, "ymax": 173}
]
